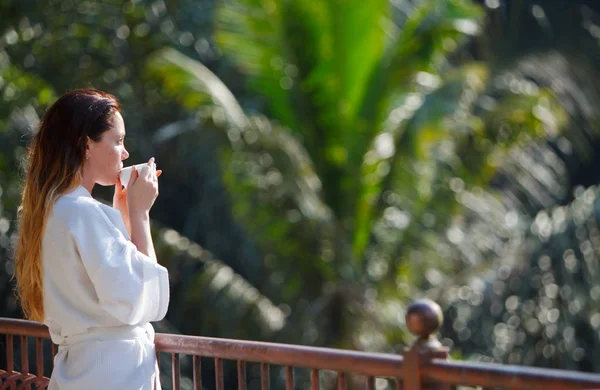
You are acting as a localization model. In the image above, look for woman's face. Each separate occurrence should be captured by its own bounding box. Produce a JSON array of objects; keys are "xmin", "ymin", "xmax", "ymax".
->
[{"xmin": 85, "ymin": 111, "xmax": 129, "ymax": 186}]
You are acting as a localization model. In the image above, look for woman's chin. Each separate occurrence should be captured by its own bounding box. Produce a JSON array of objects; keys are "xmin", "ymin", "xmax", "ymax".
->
[{"xmin": 98, "ymin": 176, "xmax": 119, "ymax": 187}]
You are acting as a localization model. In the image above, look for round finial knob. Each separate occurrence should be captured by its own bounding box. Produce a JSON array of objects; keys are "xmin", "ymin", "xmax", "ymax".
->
[{"xmin": 406, "ymin": 299, "xmax": 443, "ymax": 340}]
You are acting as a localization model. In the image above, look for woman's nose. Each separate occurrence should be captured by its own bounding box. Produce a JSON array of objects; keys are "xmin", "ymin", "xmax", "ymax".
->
[{"xmin": 122, "ymin": 148, "xmax": 130, "ymax": 160}]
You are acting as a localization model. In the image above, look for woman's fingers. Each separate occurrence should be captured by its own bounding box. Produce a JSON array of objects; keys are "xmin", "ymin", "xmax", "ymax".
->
[
  {"xmin": 146, "ymin": 157, "xmax": 159, "ymax": 181},
  {"xmin": 127, "ymin": 158, "xmax": 160, "ymax": 213},
  {"xmin": 131, "ymin": 158, "xmax": 159, "ymax": 186},
  {"xmin": 127, "ymin": 166, "xmax": 138, "ymax": 188},
  {"xmin": 141, "ymin": 157, "xmax": 156, "ymax": 180}
]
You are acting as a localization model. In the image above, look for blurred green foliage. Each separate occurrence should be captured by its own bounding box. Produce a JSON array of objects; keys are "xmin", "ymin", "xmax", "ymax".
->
[{"xmin": 2, "ymin": 0, "xmax": 600, "ymax": 387}]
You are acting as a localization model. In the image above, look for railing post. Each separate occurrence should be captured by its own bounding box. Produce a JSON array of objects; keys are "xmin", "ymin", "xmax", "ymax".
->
[{"xmin": 402, "ymin": 299, "xmax": 452, "ymax": 390}]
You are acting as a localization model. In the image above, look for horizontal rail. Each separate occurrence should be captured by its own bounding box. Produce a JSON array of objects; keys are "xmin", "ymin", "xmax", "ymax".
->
[
  {"xmin": 424, "ymin": 359, "xmax": 600, "ymax": 390},
  {"xmin": 0, "ymin": 318, "xmax": 51, "ymax": 339},
  {"xmin": 154, "ymin": 333, "xmax": 404, "ymax": 378}
]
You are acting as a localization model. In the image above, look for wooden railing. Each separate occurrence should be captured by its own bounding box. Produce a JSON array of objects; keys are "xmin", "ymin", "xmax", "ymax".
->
[{"xmin": 2, "ymin": 299, "xmax": 600, "ymax": 389}]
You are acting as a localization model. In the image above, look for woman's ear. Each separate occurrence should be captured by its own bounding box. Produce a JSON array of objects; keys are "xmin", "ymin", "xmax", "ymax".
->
[{"xmin": 85, "ymin": 137, "xmax": 92, "ymax": 160}]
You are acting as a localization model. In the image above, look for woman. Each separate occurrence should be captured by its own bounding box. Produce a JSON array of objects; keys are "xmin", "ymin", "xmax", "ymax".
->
[{"xmin": 14, "ymin": 89, "xmax": 170, "ymax": 389}]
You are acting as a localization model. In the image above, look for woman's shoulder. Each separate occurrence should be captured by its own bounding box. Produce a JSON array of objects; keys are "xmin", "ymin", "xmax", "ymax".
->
[
  {"xmin": 51, "ymin": 188, "xmax": 106, "ymax": 228},
  {"xmin": 52, "ymin": 187, "xmax": 127, "ymax": 237}
]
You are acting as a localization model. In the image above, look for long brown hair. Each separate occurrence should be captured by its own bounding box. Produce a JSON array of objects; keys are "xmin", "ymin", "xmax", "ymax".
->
[{"xmin": 15, "ymin": 88, "xmax": 120, "ymax": 322}]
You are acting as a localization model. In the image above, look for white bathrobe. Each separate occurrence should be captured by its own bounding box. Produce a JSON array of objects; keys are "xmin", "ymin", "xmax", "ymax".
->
[{"xmin": 42, "ymin": 185, "xmax": 170, "ymax": 390}]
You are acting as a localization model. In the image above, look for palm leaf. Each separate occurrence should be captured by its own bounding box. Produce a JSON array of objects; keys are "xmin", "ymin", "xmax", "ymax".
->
[
  {"xmin": 361, "ymin": 64, "xmax": 566, "ymax": 287},
  {"xmin": 214, "ymin": 0, "xmax": 392, "ymax": 220},
  {"xmin": 214, "ymin": 0, "xmax": 300, "ymax": 131},
  {"xmin": 146, "ymin": 50, "xmax": 353, "ymax": 326},
  {"xmin": 282, "ymin": 0, "xmax": 389, "ymax": 132},
  {"xmin": 353, "ymin": 63, "xmax": 488, "ymax": 263},
  {"xmin": 360, "ymin": 0, "xmax": 483, "ymax": 133},
  {"xmin": 153, "ymin": 225, "xmax": 287, "ymax": 338},
  {"xmin": 145, "ymin": 47, "xmax": 248, "ymax": 129},
  {"xmin": 146, "ymin": 48, "xmax": 338, "ymax": 231},
  {"xmin": 0, "ymin": 65, "xmax": 56, "ymax": 133},
  {"xmin": 346, "ymin": 0, "xmax": 483, "ymax": 255}
]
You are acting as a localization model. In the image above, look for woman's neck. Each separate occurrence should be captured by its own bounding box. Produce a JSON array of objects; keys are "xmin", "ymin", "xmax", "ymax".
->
[{"xmin": 80, "ymin": 174, "xmax": 95, "ymax": 195}]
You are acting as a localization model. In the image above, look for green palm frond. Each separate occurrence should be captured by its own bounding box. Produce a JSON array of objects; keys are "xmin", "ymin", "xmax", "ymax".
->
[
  {"xmin": 0, "ymin": 65, "xmax": 56, "ymax": 132},
  {"xmin": 345, "ymin": 0, "xmax": 484, "ymax": 246},
  {"xmin": 459, "ymin": 87, "xmax": 568, "ymax": 184},
  {"xmin": 360, "ymin": 0, "xmax": 483, "ymax": 128},
  {"xmin": 213, "ymin": 0, "xmax": 392, "ymax": 204},
  {"xmin": 0, "ymin": 65, "xmax": 55, "ymax": 214},
  {"xmin": 214, "ymin": 0, "xmax": 390, "ymax": 129},
  {"xmin": 282, "ymin": 0, "xmax": 389, "ymax": 128},
  {"xmin": 213, "ymin": 0, "xmax": 483, "ymax": 222},
  {"xmin": 145, "ymin": 47, "xmax": 248, "ymax": 129},
  {"xmin": 353, "ymin": 63, "xmax": 488, "ymax": 263},
  {"xmin": 214, "ymin": 0, "xmax": 300, "ymax": 131},
  {"xmin": 359, "ymin": 64, "xmax": 567, "ymax": 286},
  {"xmin": 146, "ymin": 48, "xmax": 338, "ymax": 230},
  {"xmin": 153, "ymin": 225, "xmax": 287, "ymax": 339},
  {"xmin": 146, "ymin": 49, "xmax": 353, "ymax": 308}
]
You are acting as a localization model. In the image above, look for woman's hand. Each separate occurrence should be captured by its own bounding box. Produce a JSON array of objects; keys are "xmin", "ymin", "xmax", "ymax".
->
[
  {"xmin": 125, "ymin": 157, "xmax": 162, "ymax": 261},
  {"xmin": 126, "ymin": 157, "xmax": 162, "ymax": 217},
  {"xmin": 114, "ymin": 158, "xmax": 162, "ymax": 236}
]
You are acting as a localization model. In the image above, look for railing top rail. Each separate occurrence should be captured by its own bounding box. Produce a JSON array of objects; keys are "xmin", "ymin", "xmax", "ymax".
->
[
  {"xmin": 425, "ymin": 359, "xmax": 600, "ymax": 390},
  {"xmin": 155, "ymin": 332, "xmax": 404, "ymax": 378},
  {"xmin": 0, "ymin": 317, "xmax": 50, "ymax": 339}
]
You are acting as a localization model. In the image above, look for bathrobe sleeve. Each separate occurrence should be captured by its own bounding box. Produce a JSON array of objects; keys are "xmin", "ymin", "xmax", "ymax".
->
[{"xmin": 69, "ymin": 203, "xmax": 170, "ymax": 325}]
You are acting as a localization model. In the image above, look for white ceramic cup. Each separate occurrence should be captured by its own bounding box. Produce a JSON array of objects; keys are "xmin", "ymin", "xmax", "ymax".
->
[{"xmin": 119, "ymin": 163, "xmax": 150, "ymax": 189}]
